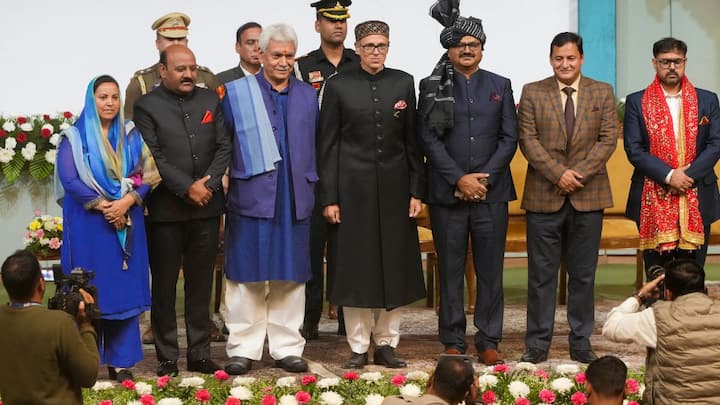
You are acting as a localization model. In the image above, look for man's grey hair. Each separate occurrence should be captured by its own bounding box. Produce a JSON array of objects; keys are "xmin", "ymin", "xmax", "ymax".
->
[{"xmin": 259, "ymin": 23, "xmax": 298, "ymax": 52}]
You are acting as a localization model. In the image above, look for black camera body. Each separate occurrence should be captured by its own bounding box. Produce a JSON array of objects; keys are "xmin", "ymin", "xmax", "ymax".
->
[
  {"xmin": 48, "ymin": 266, "xmax": 100, "ymax": 320},
  {"xmin": 647, "ymin": 264, "xmax": 666, "ymax": 299}
]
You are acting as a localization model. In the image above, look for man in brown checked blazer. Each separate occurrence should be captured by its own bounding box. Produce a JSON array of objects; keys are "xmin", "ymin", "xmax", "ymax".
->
[{"xmin": 517, "ymin": 32, "xmax": 617, "ymax": 364}]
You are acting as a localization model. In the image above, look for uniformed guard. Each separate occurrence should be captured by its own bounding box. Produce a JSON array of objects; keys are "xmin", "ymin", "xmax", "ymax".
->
[
  {"xmin": 295, "ymin": 0, "xmax": 359, "ymax": 342},
  {"xmin": 124, "ymin": 12, "xmax": 218, "ymax": 119}
]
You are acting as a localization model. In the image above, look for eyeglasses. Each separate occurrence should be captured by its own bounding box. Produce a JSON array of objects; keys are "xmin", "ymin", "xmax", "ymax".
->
[
  {"xmin": 359, "ymin": 43, "xmax": 389, "ymax": 54},
  {"xmin": 452, "ymin": 41, "xmax": 482, "ymax": 51},
  {"xmin": 655, "ymin": 58, "xmax": 687, "ymax": 69}
]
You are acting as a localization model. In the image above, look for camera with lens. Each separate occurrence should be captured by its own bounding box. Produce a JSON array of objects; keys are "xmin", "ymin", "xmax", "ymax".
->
[
  {"xmin": 647, "ymin": 264, "xmax": 666, "ymax": 300},
  {"xmin": 48, "ymin": 266, "xmax": 100, "ymax": 320}
]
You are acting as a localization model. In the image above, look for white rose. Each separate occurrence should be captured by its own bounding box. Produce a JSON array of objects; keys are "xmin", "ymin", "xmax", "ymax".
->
[
  {"xmin": 45, "ymin": 149, "xmax": 57, "ymax": 164},
  {"xmin": 39, "ymin": 238, "xmax": 50, "ymax": 246},
  {"xmin": 19, "ymin": 122, "xmax": 33, "ymax": 132},
  {"xmin": 49, "ymin": 133, "xmax": 61, "ymax": 146},
  {"xmin": 364, "ymin": 394, "xmax": 385, "ymax": 405},
  {"xmin": 279, "ymin": 394, "xmax": 298, "ymax": 405},
  {"xmin": 406, "ymin": 371, "xmax": 430, "ymax": 381},
  {"xmin": 135, "ymin": 381, "xmax": 153, "ymax": 395},
  {"xmin": 91, "ymin": 381, "xmax": 114, "ymax": 391},
  {"xmin": 157, "ymin": 399, "xmax": 184, "ymax": 405},
  {"xmin": 399, "ymin": 383, "xmax": 422, "ymax": 397},
  {"xmin": 59, "ymin": 122, "xmax": 70, "ymax": 130},
  {"xmin": 2, "ymin": 121, "xmax": 15, "ymax": 132},
  {"xmin": 555, "ymin": 363, "xmax": 580, "ymax": 375},
  {"xmin": 232, "ymin": 376, "xmax": 257, "ymax": 386},
  {"xmin": 508, "ymin": 381, "xmax": 531, "ymax": 399},
  {"xmin": 477, "ymin": 374, "xmax": 499, "ymax": 390},
  {"xmin": 276, "ymin": 376, "xmax": 297, "ymax": 387},
  {"xmin": 515, "ymin": 362, "xmax": 537, "ymax": 372},
  {"xmin": 360, "ymin": 372, "xmax": 383, "ymax": 382},
  {"xmin": 317, "ymin": 377, "xmax": 340, "ymax": 388},
  {"xmin": 21, "ymin": 143, "xmax": 36, "ymax": 161},
  {"xmin": 0, "ymin": 148, "xmax": 15, "ymax": 163},
  {"xmin": 320, "ymin": 391, "xmax": 344, "ymax": 405},
  {"xmin": 550, "ymin": 377, "xmax": 574, "ymax": 394},
  {"xmin": 230, "ymin": 386, "xmax": 253, "ymax": 400},
  {"xmin": 178, "ymin": 376, "xmax": 205, "ymax": 387},
  {"xmin": 4, "ymin": 137, "xmax": 17, "ymax": 149}
]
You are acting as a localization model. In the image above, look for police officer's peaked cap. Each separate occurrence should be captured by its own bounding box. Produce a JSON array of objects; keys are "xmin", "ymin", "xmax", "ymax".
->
[{"xmin": 152, "ymin": 12, "xmax": 191, "ymax": 39}]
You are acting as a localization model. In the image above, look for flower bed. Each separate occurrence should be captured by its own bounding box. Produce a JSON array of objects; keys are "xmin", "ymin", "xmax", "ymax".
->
[
  {"xmin": 0, "ymin": 113, "xmax": 75, "ymax": 184},
  {"xmin": 74, "ymin": 364, "xmax": 644, "ymax": 405}
]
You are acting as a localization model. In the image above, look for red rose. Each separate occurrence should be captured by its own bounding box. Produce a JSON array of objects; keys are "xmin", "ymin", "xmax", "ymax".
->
[
  {"xmin": 16, "ymin": 116, "xmax": 27, "ymax": 124},
  {"xmin": 226, "ymin": 398, "xmax": 241, "ymax": 405},
  {"xmin": 0, "ymin": 130, "xmax": 7, "ymax": 138},
  {"xmin": 261, "ymin": 395, "xmax": 277, "ymax": 405},
  {"xmin": 157, "ymin": 375, "xmax": 171, "ymax": 389},
  {"xmin": 41, "ymin": 128, "xmax": 52, "ymax": 138},
  {"xmin": 195, "ymin": 388, "xmax": 211, "ymax": 402},
  {"xmin": 63, "ymin": 111, "xmax": 73, "ymax": 119},
  {"xmin": 295, "ymin": 391, "xmax": 311, "ymax": 404},
  {"xmin": 140, "ymin": 394, "xmax": 155, "ymax": 405},
  {"xmin": 122, "ymin": 379, "xmax": 136, "ymax": 390},
  {"xmin": 301, "ymin": 375, "xmax": 317, "ymax": 385},
  {"xmin": 43, "ymin": 114, "xmax": 51, "ymax": 121},
  {"xmin": 16, "ymin": 132, "xmax": 27, "ymax": 143},
  {"xmin": 574, "ymin": 372, "xmax": 586, "ymax": 384},
  {"xmin": 390, "ymin": 374, "xmax": 407, "ymax": 387},
  {"xmin": 482, "ymin": 390, "xmax": 496, "ymax": 404},
  {"xmin": 214, "ymin": 369, "xmax": 230, "ymax": 381},
  {"xmin": 343, "ymin": 371, "xmax": 359, "ymax": 380}
]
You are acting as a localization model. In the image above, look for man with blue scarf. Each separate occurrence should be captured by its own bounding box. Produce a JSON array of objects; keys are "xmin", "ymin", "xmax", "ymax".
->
[{"xmin": 219, "ymin": 23, "xmax": 318, "ymax": 375}]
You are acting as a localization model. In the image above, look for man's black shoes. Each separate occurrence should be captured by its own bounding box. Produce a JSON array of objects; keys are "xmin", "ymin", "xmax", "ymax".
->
[
  {"xmin": 188, "ymin": 358, "xmax": 221, "ymax": 374},
  {"xmin": 157, "ymin": 360, "xmax": 179, "ymax": 377},
  {"xmin": 570, "ymin": 349, "xmax": 598, "ymax": 364},
  {"xmin": 275, "ymin": 355, "xmax": 309, "ymax": 373},
  {"xmin": 520, "ymin": 348, "xmax": 548, "ymax": 364},
  {"xmin": 343, "ymin": 352, "xmax": 368, "ymax": 369},
  {"xmin": 225, "ymin": 356, "xmax": 253, "ymax": 375},
  {"xmin": 373, "ymin": 345, "xmax": 407, "ymax": 368}
]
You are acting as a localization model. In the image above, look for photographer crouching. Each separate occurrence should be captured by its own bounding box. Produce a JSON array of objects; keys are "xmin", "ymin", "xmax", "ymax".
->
[
  {"xmin": 602, "ymin": 259, "xmax": 720, "ymax": 404},
  {"xmin": 0, "ymin": 249, "xmax": 99, "ymax": 405}
]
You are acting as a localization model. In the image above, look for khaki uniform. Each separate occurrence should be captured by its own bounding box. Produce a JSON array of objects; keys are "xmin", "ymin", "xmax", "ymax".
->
[{"xmin": 124, "ymin": 63, "xmax": 218, "ymax": 119}]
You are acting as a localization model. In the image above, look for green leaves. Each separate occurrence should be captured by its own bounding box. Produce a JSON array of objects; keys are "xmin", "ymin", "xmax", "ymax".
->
[{"xmin": 2, "ymin": 152, "xmax": 25, "ymax": 184}]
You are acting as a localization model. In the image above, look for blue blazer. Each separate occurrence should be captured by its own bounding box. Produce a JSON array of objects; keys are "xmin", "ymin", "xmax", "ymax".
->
[
  {"xmin": 624, "ymin": 87, "xmax": 720, "ymax": 226},
  {"xmin": 225, "ymin": 73, "xmax": 319, "ymax": 220},
  {"xmin": 418, "ymin": 69, "xmax": 518, "ymax": 205}
]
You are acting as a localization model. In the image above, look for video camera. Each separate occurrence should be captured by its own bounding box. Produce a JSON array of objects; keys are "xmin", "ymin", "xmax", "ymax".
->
[{"xmin": 48, "ymin": 265, "xmax": 100, "ymax": 320}]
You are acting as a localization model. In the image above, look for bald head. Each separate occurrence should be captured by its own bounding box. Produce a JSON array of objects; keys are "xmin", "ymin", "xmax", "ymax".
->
[{"xmin": 159, "ymin": 45, "xmax": 198, "ymax": 96}]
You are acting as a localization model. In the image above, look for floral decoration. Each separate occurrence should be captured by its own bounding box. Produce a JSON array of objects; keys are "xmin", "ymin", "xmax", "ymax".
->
[
  {"xmin": 0, "ymin": 112, "xmax": 75, "ymax": 184},
  {"xmin": 80, "ymin": 365, "xmax": 645, "ymax": 405},
  {"xmin": 23, "ymin": 209, "xmax": 63, "ymax": 258}
]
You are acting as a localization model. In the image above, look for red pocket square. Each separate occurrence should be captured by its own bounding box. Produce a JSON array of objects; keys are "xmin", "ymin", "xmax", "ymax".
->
[
  {"xmin": 700, "ymin": 115, "xmax": 710, "ymax": 125},
  {"xmin": 201, "ymin": 110, "xmax": 214, "ymax": 124},
  {"xmin": 394, "ymin": 100, "xmax": 407, "ymax": 110}
]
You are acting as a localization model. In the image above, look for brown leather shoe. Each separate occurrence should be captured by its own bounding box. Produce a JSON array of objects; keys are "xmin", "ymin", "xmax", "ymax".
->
[
  {"xmin": 444, "ymin": 347, "xmax": 464, "ymax": 355},
  {"xmin": 328, "ymin": 304, "xmax": 338, "ymax": 320},
  {"xmin": 142, "ymin": 326, "xmax": 154, "ymax": 345},
  {"xmin": 478, "ymin": 349, "xmax": 504, "ymax": 365}
]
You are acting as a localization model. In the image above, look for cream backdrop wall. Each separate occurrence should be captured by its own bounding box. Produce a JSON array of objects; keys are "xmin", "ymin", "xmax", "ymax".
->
[{"xmin": 0, "ymin": 0, "xmax": 575, "ymax": 261}]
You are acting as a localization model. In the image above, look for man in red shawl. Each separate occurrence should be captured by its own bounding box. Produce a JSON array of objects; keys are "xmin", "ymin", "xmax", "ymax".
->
[{"xmin": 624, "ymin": 37, "xmax": 720, "ymax": 276}]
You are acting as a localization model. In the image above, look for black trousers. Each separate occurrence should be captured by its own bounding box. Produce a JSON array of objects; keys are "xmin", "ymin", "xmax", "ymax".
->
[
  {"xmin": 149, "ymin": 217, "xmax": 220, "ymax": 362},
  {"xmin": 431, "ymin": 202, "xmax": 508, "ymax": 353},
  {"xmin": 525, "ymin": 201, "xmax": 603, "ymax": 352}
]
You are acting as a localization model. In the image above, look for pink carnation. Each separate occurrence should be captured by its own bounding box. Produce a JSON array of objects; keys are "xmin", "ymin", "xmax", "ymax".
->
[
  {"xmin": 195, "ymin": 388, "xmax": 211, "ymax": 402},
  {"xmin": 35, "ymin": 229, "xmax": 44, "ymax": 239},
  {"xmin": 625, "ymin": 378, "xmax": 640, "ymax": 394},
  {"xmin": 99, "ymin": 401, "xmax": 113, "ymax": 405},
  {"xmin": 33, "ymin": 209, "xmax": 42, "ymax": 216},
  {"xmin": 262, "ymin": 395, "xmax": 277, "ymax": 405},
  {"xmin": 214, "ymin": 369, "xmax": 230, "ymax": 381},
  {"xmin": 482, "ymin": 390, "xmax": 496, "ymax": 404},
  {"xmin": 343, "ymin": 371, "xmax": 359, "ymax": 380},
  {"xmin": 301, "ymin": 375, "xmax": 317, "ymax": 385},
  {"xmin": 140, "ymin": 394, "xmax": 155, "ymax": 405},
  {"xmin": 538, "ymin": 389, "xmax": 556, "ymax": 403},
  {"xmin": 295, "ymin": 391, "xmax": 311, "ymax": 404},
  {"xmin": 390, "ymin": 374, "xmax": 407, "ymax": 387},
  {"xmin": 574, "ymin": 372, "xmax": 586, "ymax": 384},
  {"xmin": 122, "ymin": 379, "xmax": 136, "ymax": 390},
  {"xmin": 626, "ymin": 402, "xmax": 639, "ymax": 405},
  {"xmin": 157, "ymin": 375, "xmax": 171, "ymax": 389},
  {"xmin": 226, "ymin": 398, "xmax": 241, "ymax": 405},
  {"xmin": 492, "ymin": 364, "xmax": 509, "ymax": 374},
  {"xmin": 515, "ymin": 399, "xmax": 530, "ymax": 405},
  {"xmin": 49, "ymin": 238, "xmax": 61, "ymax": 250},
  {"xmin": 534, "ymin": 369, "xmax": 550, "ymax": 380},
  {"xmin": 571, "ymin": 391, "xmax": 587, "ymax": 405}
]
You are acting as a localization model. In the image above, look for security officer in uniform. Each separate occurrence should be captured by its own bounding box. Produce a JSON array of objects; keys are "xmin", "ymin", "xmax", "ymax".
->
[
  {"xmin": 295, "ymin": 0, "xmax": 359, "ymax": 340},
  {"xmin": 124, "ymin": 12, "xmax": 223, "ymax": 345},
  {"xmin": 124, "ymin": 12, "xmax": 218, "ymax": 120}
]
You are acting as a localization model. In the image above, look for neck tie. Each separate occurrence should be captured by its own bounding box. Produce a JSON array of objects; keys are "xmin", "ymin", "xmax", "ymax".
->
[{"xmin": 563, "ymin": 86, "xmax": 575, "ymax": 152}]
